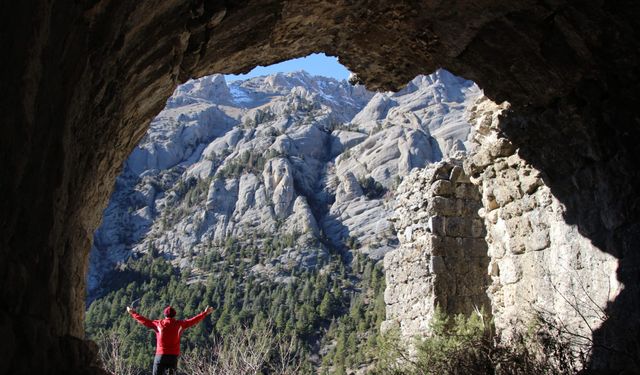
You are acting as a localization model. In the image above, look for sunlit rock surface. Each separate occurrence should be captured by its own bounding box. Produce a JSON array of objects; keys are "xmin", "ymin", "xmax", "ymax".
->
[{"xmin": 88, "ymin": 70, "xmax": 482, "ymax": 300}]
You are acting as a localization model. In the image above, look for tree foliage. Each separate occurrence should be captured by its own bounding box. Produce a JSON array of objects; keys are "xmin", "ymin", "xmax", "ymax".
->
[{"xmin": 86, "ymin": 240, "xmax": 386, "ymax": 373}]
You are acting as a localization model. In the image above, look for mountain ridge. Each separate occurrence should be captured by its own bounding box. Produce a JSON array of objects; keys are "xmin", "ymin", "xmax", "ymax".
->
[{"xmin": 88, "ymin": 69, "xmax": 482, "ymax": 301}]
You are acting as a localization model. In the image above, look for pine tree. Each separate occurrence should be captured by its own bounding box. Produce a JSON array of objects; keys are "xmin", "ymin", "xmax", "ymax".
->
[{"xmin": 318, "ymin": 292, "xmax": 334, "ymax": 319}]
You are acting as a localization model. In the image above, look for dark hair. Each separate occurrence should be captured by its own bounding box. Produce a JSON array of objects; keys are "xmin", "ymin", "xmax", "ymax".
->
[{"xmin": 163, "ymin": 306, "xmax": 176, "ymax": 317}]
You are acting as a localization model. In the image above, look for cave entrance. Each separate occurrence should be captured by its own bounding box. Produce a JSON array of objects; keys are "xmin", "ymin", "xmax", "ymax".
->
[
  {"xmin": 85, "ymin": 53, "xmax": 490, "ymax": 373},
  {"xmin": 4, "ymin": 2, "xmax": 638, "ymax": 374}
]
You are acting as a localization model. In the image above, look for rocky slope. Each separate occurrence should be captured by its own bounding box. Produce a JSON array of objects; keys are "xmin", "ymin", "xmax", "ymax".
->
[{"xmin": 88, "ymin": 69, "xmax": 482, "ymax": 300}]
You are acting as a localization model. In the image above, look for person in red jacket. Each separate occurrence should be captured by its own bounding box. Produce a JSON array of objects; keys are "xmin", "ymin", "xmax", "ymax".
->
[{"xmin": 127, "ymin": 305, "xmax": 214, "ymax": 375}]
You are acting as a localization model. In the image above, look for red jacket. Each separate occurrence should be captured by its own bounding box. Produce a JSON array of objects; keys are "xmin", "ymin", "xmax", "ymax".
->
[{"xmin": 130, "ymin": 310, "xmax": 209, "ymax": 355}]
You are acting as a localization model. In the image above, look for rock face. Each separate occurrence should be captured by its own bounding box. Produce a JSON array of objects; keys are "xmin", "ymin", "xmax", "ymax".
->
[
  {"xmin": 2, "ymin": 1, "xmax": 639, "ymax": 373},
  {"xmin": 88, "ymin": 70, "xmax": 481, "ymax": 301},
  {"xmin": 382, "ymin": 160, "xmax": 489, "ymax": 339}
]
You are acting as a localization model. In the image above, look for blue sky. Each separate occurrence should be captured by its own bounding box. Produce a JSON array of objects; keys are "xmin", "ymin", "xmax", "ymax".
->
[{"xmin": 225, "ymin": 53, "xmax": 351, "ymax": 82}]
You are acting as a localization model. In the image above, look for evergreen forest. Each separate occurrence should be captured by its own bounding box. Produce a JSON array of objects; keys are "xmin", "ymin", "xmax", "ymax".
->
[{"xmin": 85, "ymin": 235, "xmax": 386, "ymax": 374}]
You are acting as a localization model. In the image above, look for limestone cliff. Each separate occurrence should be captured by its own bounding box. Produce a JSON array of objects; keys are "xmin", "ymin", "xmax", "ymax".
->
[{"xmin": 88, "ymin": 70, "xmax": 481, "ymax": 301}]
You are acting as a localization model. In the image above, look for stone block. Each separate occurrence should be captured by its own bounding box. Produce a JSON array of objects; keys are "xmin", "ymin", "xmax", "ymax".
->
[
  {"xmin": 486, "ymin": 196, "xmax": 499, "ymax": 211},
  {"xmin": 520, "ymin": 174, "xmax": 542, "ymax": 195},
  {"xmin": 426, "ymin": 233, "xmax": 443, "ymax": 249},
  {"xmin": 489, "ymin": 137, "xmax": 516, "ymax": 158},
  {"xmin": 441, "ymin": 256, "xmax": 464, "ymax": 275},
  {"xmin": 428, "ymin": 216, "xmax": 445, "ymax": 236},
  {"xmin": 449, "ymin": 165, "xmax": 466, "ymax": 183},
  {"xmin": 445, "ymin": 237, "xmax": 467, "ymax": 257},
  {"xmin": 433, "ymin": 163, "xmax": 453, "ymax": 181},
  {"xmin": 488, "ymin": 261, "xmax": 500, "ymax": 276},
  {"xmin": 482, "ymin": 166, "xmax": 496, "ymax": 179},
  {"xmin": 506, "ymin": 154, "xmax": 521, "ymax": 167},
  {"xmin": 430, "ymin": 255, "xmax": 446, "ymax": 274},
  {"xmin": 505, "ymin": 217, "xmax": 530, "ymax": 254},
  {"xmin": 494, "ymin": 160, "xmax": 508, "ymax": 171},
  {"xmin": 431, "ymin": 179, "xmax": 454, "ymax": 197},
  {"xmin": 508, "ymin": 240, "xmax": 526, "ymax": 255},
  {"xmin": 408, "ymin": 263, "xmax": 430, "ymax": 279},
  {"xmin": 463, "ymin": 238, "xmax": 488, "ymax": 257},
  {"xmin": 458, "ymin": 199, "xmax": 483, "ymax": 216},
  {"xmin": 485, "ymin": 209, "xmax": 499, "ymax": 224},
  {"xmin": 498, "ymin": 201, "xmax": 523, "ymax": 220},
  {"xmin": 536, "ymin": 189, "xmax": 553, "ymax": 207},
  {"xmin": 487, "ymin": 241, "xmax": 506, "ymax": 258},
  {"xmin": 499, "ymin": 258, "xmax": 521, "ymax": 285},
  {"xmin": 427, "ymin": 196, "xmax": 457, "ymax": 216},
  {"xmin": 519, "ymin": 194, "xmax": 537, "ymax": 212},
  {"xmin": 384, "ymin": 287, "xmax": 400, "ymax": 305},
  {"xmin": 445, "ymin": 217, "xmax": 473, "ymax": 237},
  {"xmin": 471, "ymin": 218, "xmax": 486, "ymax": 238},
  {"xmin": 400, "ymin": 245, "xmax": 424, "ymax": 262},
  {"xmin": 435, "ymin": 275, "xmax": 456, "ymax": 295},
  {"xmin": 404, "ymin": 226, "xmax": 413, "ymax": 242},
  {"xmin": 494, "ymin": 184, "xmax": 522, "ymax": 207},
  {"xmin": 455, "ymin": 183, "xmax": 481, "ymax": 200},
  {"xmin": 526, "ymin": 229, "xmax": 550, "ymax": 252},
  {"xmin": 429, "ymin": 237, "xmax": 447, "ymax": 257},
  {"xmin": 470, "ymin": 256, "xmax": 491, "ymax": 274},
  {"xmin": 466, "ymin": 149, "xmax": 493, "ymax": 175},
  {"xmin": 502, "ymin": 285, "xmax": 518, "ymax": 308}
]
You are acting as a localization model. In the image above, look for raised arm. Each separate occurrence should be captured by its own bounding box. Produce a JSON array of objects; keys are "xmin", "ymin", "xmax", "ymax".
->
[
  {"xmin": 181, "ymin": 306, "xmax": 214, "ymax": 329},
  {"xmin": 127, "ymin": 307, "xmax": 158, "ymax": 331}
]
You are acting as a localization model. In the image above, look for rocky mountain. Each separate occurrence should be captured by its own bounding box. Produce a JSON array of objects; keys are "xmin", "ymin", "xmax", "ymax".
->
[{"xmin": 88, "ymin": 69, "xmax": 482, "ymax": 300}]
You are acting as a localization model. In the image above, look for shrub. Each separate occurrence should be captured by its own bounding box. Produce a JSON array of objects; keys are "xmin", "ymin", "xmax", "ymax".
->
[
  {"xmin": 180, "ymin": 322, "xmax": 303, "ymax": 375},
  {"xmin": 372, "ymin": 306, "xmax": 586, "ymax": 375},
  {"xmin": 358, "ymin": 176, "xmax": 386, "ymax": 199},
  {"xmin": 94, "ymin": 330, "xmax": 141, "ymax": 375}
]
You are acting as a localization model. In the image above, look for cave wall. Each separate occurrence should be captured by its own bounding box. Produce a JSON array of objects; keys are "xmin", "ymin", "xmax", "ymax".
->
[{"xmin": 1, "ymin": 0, "xmax": 638, "ymax": 373}]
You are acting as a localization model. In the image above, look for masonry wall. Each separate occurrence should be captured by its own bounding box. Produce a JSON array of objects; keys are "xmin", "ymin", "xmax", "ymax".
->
[
  {"xmin": 464, "ymin": 97, "xmax": 621, "ymax": 361},
  {"xmin": 382, "ymin": 160, "xmax": 490, "ymax": 339},
  {"xmin": 383, "ymin": 97, "xmax": 623, "ymax": 370}
]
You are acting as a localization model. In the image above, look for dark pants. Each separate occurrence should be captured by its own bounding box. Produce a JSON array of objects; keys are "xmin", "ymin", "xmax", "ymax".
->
[{"xmin": 153, "ymin": 354, "xmax": 178, "ymax": 375}]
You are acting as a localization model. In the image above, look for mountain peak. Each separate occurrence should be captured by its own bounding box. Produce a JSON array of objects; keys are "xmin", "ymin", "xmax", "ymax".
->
[{"xmin": 89, "ymin": 69, "xmax": 481, "ymax": 299}]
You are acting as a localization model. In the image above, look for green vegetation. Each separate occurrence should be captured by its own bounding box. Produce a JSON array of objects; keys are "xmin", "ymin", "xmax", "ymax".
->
[
  {"xmin": 215, "ymin": 149, "xmax": 281, "ymax": 179},
  {"xmin": 243, "ymin": 109, "xmax": 277, "ymax": 128},
  {"xmin": 358, "ymin": 176, "xmax": 386, "ymax": 200},
  {"xmin": 319, "ymin": 252, "xmax": 386, "ymax": 374},
  {"xmin": 86, "ymin": 239, "xmax": 385, "ymax": 373},
  {"xmin": 372, "ymin": 306, "xmax": 585, "ymax": 375}
]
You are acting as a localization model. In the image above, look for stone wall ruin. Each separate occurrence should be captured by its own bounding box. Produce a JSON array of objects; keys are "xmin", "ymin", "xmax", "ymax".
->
[
  {"xmin": 465, "ymin": 97, "xmax": 621, "ymax": 357},
  {"xmin": 383, "ymin": 160, "xmax": 490, "ymax": 338},
  {"xmin": 382, "ymin": 95, "xmax": 628, "ymax": 370}
]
